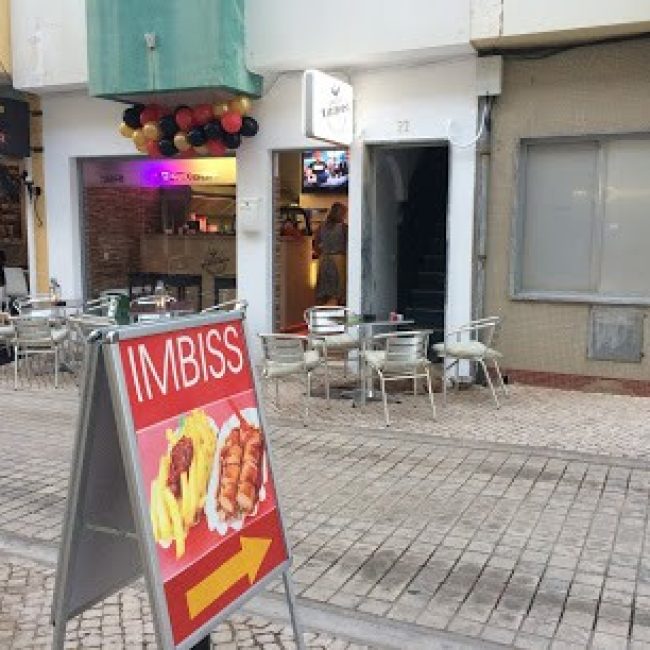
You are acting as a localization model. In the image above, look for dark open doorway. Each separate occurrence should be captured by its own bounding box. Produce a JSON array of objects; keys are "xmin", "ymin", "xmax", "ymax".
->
[{"xmin": 363, "ymin": 144, "xmax": 448, "ymax": 342}]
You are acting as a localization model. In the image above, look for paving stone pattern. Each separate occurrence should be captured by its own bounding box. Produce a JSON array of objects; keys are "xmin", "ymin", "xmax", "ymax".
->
[{"xmin": 269, "ymin": 425, "xmax": 650, "ymax": 649}]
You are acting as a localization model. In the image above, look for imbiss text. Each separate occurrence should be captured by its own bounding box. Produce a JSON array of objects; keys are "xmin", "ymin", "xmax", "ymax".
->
[{"xmin": 125, "ymin": 325, "xmax": 244, "ymax": 402}]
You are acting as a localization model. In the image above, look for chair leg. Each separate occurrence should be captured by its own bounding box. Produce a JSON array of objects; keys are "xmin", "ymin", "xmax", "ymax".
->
[
  {"xmin": 413, "ymin": 376, "xmax": 417, "ymax": 396},
  {"xmin": 380, "ymin": 373, "xmax": 390, "ymax": 427},
  {"xmin": 304, "ymin": 372, "xmax": 311, "ymax": 424},
  {"xmin": 55, "ymin": 348, "xmax": 59, "ymax": 389},
  {"xmin": 275, "ymin": 379, "xmax": 280, "ymax": 407},
  {"xmin": 324, "ymin": 356, "xmax": 330, "ymax": 404},
  {"xmin": 13, "ymin": 346, "xmax": 18, "ymax": 390},
  {"xmin": 480, "ymin": 359, "xmax": 499, "ymax": 408},
  {"xmin": 492, "ymin": 359, "xmax": 508, "ymax": 396},
  {"xmin": 442, "ymin": 359, "xmax": 448, "ymax": 406},
  {"xmin": 426, "ymin": 367, "xmax": 436, "ymax": 421}
]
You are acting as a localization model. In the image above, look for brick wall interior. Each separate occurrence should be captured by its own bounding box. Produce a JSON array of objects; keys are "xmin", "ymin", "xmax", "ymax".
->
[
  {"xmin": 83, "ymin": 186, "xmax": 161, "ymax": 297},
  {"xmin": 0, "ymin": 160, "xmax": 27, "ymax": 268}
]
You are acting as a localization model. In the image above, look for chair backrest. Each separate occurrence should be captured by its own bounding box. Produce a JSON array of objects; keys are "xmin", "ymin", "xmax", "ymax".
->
[
  {"xmin": 304, "ymin": 306, "xmax": 350, "ymax": 336},
  {"xmin": 131, "ymin": 294, "xmax": 176, "ymax": 307},
  {"xmin": 202, "ymin": 298, "xmax": 248, "ymax": 314},
  {"xmin": 259, "ymin": 334, "xmax": 306, "ymax": 366},
  {"xmin": 383, "ymin": 330, "xmax": 431, "ymax": 372},
  {"xmin": 14, "ymin": 317, "xmax": 53, "ymax": 344},
  {"xmin": 452, "ymin": 317, "xmax": 500, "ymax": 348},
  {"xmin": 3, "ymin": 267, "xmax": 28, "ymax": 296}
]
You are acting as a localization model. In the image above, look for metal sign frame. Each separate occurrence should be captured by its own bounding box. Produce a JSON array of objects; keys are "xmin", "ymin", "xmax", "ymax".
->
[{"xmin": 52, "ymin": 311, "xmax": 305, "ymax": 649}]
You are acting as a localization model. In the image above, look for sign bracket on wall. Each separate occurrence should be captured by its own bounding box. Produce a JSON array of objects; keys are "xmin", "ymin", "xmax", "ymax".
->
[{"xmin": 51, "ymin": 312, "xmax": 305, "ymax": 649}]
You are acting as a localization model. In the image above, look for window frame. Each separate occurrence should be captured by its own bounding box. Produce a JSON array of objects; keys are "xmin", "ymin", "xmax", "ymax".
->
[{"xmin": 511, "ymin": 133, "xmax": 650, "ymax": 306}]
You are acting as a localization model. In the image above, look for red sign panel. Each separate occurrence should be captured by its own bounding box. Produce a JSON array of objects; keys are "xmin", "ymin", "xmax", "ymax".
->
[{"xmin": 117, "ymin": 318, "xmax": 288, "ymax": 646}]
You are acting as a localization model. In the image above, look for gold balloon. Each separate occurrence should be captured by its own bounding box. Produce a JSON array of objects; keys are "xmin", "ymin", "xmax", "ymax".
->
[
  {"xmin": 132, "ymin": 129, "xmax": 147, "ymax": 147},
  {"xmin": 135, "ymin": 141, "xmax": 149, "ymax": 154},
  {"xmin": 194, "ymin": 145, "xmax": 209, "ymax": 155},
  {"xmin": 228, "ymin": 96, "xmax": 252, "ymax": 115},
  {"xmin": 119, "ymin": 121, "xmax": 134, "ymax": 138},
  {"xmin": 142, "ymin": 121, "xmax": 161, "ymax": 140},
  {"xmin": 173, "ymin": 132, "xmax": 191, "ymax": 152},
  {"xmin": 212, "ymin": 101, "xmax": 229, "ymax": 118}
]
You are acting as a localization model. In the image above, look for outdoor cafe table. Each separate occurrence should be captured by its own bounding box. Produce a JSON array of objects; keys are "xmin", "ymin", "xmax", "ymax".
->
[{"xmin": 338, "ymin": 318, "xmax": 415, "ymax": 405}]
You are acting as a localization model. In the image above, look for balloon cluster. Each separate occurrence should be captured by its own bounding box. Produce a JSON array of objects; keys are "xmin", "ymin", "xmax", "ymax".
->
[{"xmin": 118, "ymin": 96, "xmax": 259, "ymax": 157}]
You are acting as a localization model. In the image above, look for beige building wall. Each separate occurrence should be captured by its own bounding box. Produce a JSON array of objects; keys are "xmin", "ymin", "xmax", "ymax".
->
[
  {"xmin": 485, "ymin": 38, "xmax": 650, "ymax": 382},
  {"xmin": 0, "ymin": 0, "xmax": 10, "ymax": 79}
]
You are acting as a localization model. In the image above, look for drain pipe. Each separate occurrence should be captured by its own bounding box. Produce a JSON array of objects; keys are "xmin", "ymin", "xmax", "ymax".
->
[{"xmin": 473, "ymin": 95, "xmax": 493, "ymax": 325}]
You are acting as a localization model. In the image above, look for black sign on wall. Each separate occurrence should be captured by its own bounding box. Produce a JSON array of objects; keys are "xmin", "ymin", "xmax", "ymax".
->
[{"xmin": 0, "ymin": 98, "xmax": 30, "ymax": 158}]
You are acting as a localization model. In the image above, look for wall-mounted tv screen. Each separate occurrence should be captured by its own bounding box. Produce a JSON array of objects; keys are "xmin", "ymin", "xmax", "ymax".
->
[{"xmin": 302, "ymin": 149, "xmax": 349, "ymax": 193}]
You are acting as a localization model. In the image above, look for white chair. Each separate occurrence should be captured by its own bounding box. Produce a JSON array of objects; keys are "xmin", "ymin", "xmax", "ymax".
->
[
  {"xmin": 304, "ymin": 306, "xmax": 360, "ymax": 401},
  {"xmin": 3, "ymin": 267, "xmax": 29, "ymax": 311},
  {"xmin": 432, "ymin": 316, "xmax": 507, "ymax": 408},
  {"xmin": 0, "ymin": 313, "xmax": 14, "ymax": 358},
  {"xmin": 67, "ymin": 314, "xmax": 116, "ymax": 376},
  {"xmin": 12, "ymin": 317, "xmax": 69, "ymax": 389},
  {"xmin": 259, "ymin": 333, "xmax": 322, "ymax": 420},
  {"xmin": 363, "ymin": 330, "xmax": 436, "ymax": 427}
]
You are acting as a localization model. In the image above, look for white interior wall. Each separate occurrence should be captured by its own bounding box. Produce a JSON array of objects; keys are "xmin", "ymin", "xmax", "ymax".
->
[{"xmin": 41, "ymin": 93, "xmax": 136, "ymax": 298}]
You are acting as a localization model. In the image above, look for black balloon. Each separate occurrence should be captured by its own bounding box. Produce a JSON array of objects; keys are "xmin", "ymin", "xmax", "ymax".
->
[
  {"xmin": 204, "ymin": 120, "xmax": 223, "ymax": 141},
  {"xmin": 223, "ymin": 132, "xmax": 241, "ymax": 149},
  {"xmin": 158, "ymin": 139, "xmax": 178, "ymax": 157},
  {"xmin": 187, "ymin": 127, "xmax": 207, "ymax": 147},
  {"xmin": 159, "ymin": 114, "xmax": 179, "ymax": 139},
  {"xmin": 123, "ymin": 105, "xmax": 143, "ymax": 129},
  {"xmin": 240, "ymin": 116, "xmax": 259, "ymax": 137}
]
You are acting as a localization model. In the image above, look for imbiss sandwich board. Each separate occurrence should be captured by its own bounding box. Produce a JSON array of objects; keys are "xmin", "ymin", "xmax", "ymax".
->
[{"xmin": 51, "ymin": 311, "xmax": 304, "ymax": 650}]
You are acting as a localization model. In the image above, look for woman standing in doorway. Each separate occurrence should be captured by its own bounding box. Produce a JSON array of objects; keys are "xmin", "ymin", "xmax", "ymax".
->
[{"xmin": 314, "ymin": 202, "xmax": 347, "ymax": 306}]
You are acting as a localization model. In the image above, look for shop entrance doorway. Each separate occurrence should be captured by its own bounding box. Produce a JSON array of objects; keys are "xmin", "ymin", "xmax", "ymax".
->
[
  {"xmin": 272, "ymin": 149, "xmax": 349, "ymax": 332},
  {"xmin": 363, "ymin": 144, "xmax": 448, "ymax": 341}
]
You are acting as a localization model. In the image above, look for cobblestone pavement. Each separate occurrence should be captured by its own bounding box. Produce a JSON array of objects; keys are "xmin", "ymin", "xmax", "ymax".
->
[
  {"xmin": 0, "ymin": 554, "xmax": 361, "ymax": 649},
  {"xmin": 2, "ymin": 386, "xmax": 650, "ymax": 649}
]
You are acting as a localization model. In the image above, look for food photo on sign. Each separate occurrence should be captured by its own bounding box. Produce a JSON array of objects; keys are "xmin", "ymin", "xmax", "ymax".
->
[{"xmin": 139, "ymin": 398, "xmax": 276, "ymax": 582}]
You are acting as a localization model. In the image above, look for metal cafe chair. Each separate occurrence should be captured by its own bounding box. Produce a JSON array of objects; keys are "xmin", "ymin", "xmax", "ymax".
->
[
  {"xmin": 304, "ymin": 306, "xmax": 360, "ymax": 402},
  {"xmin": 362, "ymin": 330, "xmax": 436, "ymax": 427},
  {"xmin": 258, "ymin": 333, "xmax": 322, "ymax": 420},
  {"xmin": 432, "ymin": 316, "xmax": 508, "ymax": 408},
  {"xmin": 12, "ymin": 316, "xmax": 69, "ymax": 389}
]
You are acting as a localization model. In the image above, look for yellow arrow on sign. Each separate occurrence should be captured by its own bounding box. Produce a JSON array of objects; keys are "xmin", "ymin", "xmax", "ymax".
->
[{"xmin": 186, "ymin": 536, "xmax": 272, "ymax": 620}]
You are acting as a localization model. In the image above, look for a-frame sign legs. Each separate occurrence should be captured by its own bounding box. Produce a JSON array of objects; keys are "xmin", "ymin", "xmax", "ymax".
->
[
  {"xmin": 52, "ymin": 344, "xmax": 143, "ymax": 648},
  {"xmin": 283, "ymin": 571, "xmax": 306, "ymax": 650}
]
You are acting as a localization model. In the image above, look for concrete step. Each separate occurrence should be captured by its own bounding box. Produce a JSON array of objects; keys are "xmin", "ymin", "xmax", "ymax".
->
[{"xmin": 410, "ymin": 288, "xmax": 445, "ymax": 308}]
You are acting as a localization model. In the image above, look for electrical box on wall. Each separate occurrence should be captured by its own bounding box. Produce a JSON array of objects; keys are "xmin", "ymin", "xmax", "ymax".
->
[
  {"xmin": 476, "ymin": 56, "xmax": 502, "ymax": 97},
  {"xmin": 237, "ymin": 198, "xmax": 262, "ymax": 234}
]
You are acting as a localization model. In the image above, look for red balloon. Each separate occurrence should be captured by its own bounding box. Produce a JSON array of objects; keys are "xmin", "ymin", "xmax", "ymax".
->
[
  {"xmin": 146, "ymin": 140, "xmax": 161, "ymax": 157},
  {"xmin": 193, "ymin": 104, "xmax": 214, "ymax": 127},
  {"xmin": 175, "ymin": 107, "xmax": 194, "ymax": 131},
  {"xmin": 206, "ymin": 139, "xmax": 227, "ymax": 156},
  {"xmin": 220, "ymin": 110, "xmax": 243, "ymax": 134},
  {"xmin": 140, "ymin": 104, "xmax": 163, "ymax": 126}
]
